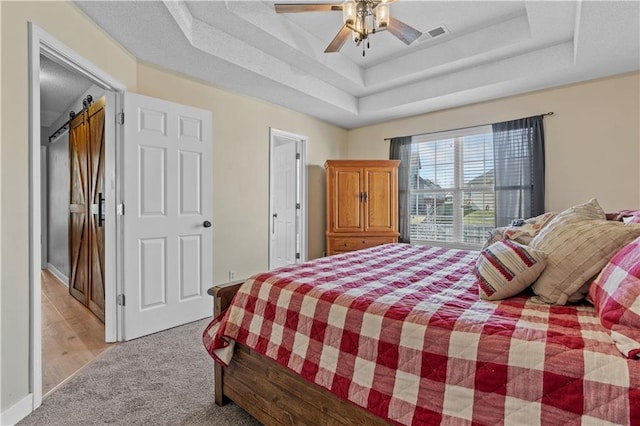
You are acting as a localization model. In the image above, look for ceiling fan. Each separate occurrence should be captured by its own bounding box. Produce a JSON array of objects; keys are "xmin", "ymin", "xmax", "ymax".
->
[{"xmin": 274, "ymin": 0, "xmax": 422, "ymax": 56}]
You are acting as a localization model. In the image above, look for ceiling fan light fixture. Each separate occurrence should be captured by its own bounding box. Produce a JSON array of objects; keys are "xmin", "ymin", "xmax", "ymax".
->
[
  {"xmin": 363, "ymin": 13, "xmax": 374, "ymax": 34},
  {"xmin": 343, "ymin": 0, "xmax": 356, "ymax": 25},
  {"xmin": 375, "ymin": 3, "xmax": 389, "ymax": 28},
  {"xmin": 274, "ymin": 0, "xmax": 422, "ymax": 55}
]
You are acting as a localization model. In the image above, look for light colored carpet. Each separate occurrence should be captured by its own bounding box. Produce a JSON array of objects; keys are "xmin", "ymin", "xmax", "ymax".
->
[{"xmin": 19, "ymin": 319, "xmax": 260, "ymax": 425}]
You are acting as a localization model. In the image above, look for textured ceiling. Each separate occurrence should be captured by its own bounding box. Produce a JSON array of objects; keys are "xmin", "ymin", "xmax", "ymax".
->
[
  {"xmin": 40, "ymin": 55, "xmax": 93, "ymax": 127},
  {"xmin": 74, "ymin": 0, "xmax": 640, "ymax": 129}
]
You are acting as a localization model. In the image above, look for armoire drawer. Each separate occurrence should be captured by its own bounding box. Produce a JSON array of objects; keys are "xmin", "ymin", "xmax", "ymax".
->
[{"xmin": 329, "ymin": 237, "xmax": 397, "ymax": 253}]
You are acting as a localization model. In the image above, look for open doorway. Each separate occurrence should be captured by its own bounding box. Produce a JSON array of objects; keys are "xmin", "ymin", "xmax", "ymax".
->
[
  {"xmin": 269, "ymin": 128, "xmax": 308, "ymax": 270},
  {"xmin": 29, "ymin": 24, "xmax": 125, "ymax": 409},
  {"xmin": 39, "ymin": 55, "xmax": 113, "ymax": 395}
]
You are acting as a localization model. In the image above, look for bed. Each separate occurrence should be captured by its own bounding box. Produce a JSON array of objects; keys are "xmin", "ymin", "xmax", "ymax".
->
[{"xmin": 203, "ymin": 243, "xmax": 640, "ymax": 425}]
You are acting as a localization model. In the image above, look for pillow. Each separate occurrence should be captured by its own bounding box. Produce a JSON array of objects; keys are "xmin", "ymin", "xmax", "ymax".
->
[
  {"xmin": 529, "ymin": 199, "xmax": 640, "ymax": 305},
  {"xmin": 482, "ymin": 212, "xmax": 557, "ymax": 249},
  {"xmin": 588, "ymin": 236, "xmax": 640, "ymax": 358},
  {"xmin": 475, "ymin": 240, "xmax": 547, "ymax": 301},
  {"xmin": 624, "ymin": 212, "xmax": 640, "ymax": 224},
  {"xmin": 606, "ymin": 209, "xmax": 640, "ymax": 222}
]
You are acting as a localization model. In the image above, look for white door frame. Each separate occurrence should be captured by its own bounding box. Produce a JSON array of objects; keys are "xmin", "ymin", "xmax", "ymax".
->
[
  {"xmin": 28, "ymin": 23, "xmax": 126, "ymax": 410},
  {"xmin": 40, "ymin": 146, "xmax": 48, "ymax": 269},
  {"xmin": 268, "ymin": 128, "xmax": 308, "ymax": 269}
]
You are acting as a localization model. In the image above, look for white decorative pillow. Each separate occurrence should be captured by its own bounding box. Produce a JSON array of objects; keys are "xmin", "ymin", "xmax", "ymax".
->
[
  {"xmin": 530, "ymin": 199, "xmax": 640, "ymax": 305},
  {"xmin": 475, "ymin": 240, "xmax": 547, "ymax": 301}
]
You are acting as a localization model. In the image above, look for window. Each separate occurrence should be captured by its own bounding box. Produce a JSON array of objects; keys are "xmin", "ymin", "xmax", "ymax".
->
[{"xmin": 409, "ymin": 125, "xmax": 494, "ymax": 247}]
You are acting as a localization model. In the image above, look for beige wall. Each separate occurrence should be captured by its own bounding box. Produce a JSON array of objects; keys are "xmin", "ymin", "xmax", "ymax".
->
[
  {"xmin": 135, "ymin": 63, "xmax": 347, "ymax": 283},
  {"xmin": 347, "ymin": 72, "xmax": 640, "ymax": 213},
  {"xmin": 0, "ymin": 0, "xmax": 346, "ymax": 414}
]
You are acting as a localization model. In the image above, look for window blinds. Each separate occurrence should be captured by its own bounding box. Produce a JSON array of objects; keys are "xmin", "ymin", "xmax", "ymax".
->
[{"xmin": 409, "ymin": 125, "xmax": 494, "ymax": 246}]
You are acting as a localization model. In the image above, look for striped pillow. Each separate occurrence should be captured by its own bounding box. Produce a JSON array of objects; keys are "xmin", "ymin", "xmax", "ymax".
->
[
  {"xmin": 475, "ymin": 240, "xmax": 547, "ymax": 301},
  {"xmin": 588, "ymin": 236, "xmax": 640, "ymax": 358}
]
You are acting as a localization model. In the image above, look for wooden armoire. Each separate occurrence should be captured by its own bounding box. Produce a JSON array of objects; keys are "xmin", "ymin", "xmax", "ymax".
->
[
  {"xmin": 68, "ymin": 96, "xmax": 106, "ymax": 322},
  {"xmin": 325, "ymin": 160, "xmax": 400, "ymax": 256}
]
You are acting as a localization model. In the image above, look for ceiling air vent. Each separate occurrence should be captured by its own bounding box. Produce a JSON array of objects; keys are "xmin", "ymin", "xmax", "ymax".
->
[
  {"xmin": 428, "ymin": 26, "xmax": 447, "ymax": 38},
  {"xmin": 417, "ymin": 25, "xmax": 449, "ymax": 43}
]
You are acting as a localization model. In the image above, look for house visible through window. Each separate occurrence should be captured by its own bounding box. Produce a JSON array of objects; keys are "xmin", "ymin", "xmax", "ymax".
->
[{"xmin": 409, "ymin": 125, "xmax": 495, "ymax": 247}]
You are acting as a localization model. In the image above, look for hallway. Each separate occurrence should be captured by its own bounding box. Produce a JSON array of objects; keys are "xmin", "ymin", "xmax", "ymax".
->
[{"xmin": 42, "ymin": 270, "xmax": 113, "ymax": 395}]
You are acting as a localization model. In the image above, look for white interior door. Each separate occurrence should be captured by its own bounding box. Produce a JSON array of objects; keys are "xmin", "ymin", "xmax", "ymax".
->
[
  {"xmin": 122, "ymin": 93, "xmax": 212, "ymax": 340},
  {"xmin": 270, "ymin": 133, "xmax": 300, "ymax": 269}
]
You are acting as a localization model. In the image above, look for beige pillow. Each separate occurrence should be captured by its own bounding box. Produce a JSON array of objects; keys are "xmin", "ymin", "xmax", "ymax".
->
[{"xmin": 530, "ymin": 199, "xmax": 640, "ymax": 305}]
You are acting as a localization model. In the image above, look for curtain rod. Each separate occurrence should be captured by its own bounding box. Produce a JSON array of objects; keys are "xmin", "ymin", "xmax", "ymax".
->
[
  {"xmin": 383, "ymin": 112, "xmax": 554, "ymax": 141},
  {"xmin": 48, "ymin": 95, "xmax": 94, "ymax": 143}
]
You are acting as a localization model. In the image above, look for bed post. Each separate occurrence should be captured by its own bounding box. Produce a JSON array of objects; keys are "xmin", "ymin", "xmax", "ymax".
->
[{"xmin": 209, "ymin": 280, "xmax": 245, "ymax": 406}]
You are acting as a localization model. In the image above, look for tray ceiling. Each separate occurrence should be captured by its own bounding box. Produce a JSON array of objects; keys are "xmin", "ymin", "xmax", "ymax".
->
[{"xmin": 74, "ymin": 1, "xmax": 640, "ymax": 129}]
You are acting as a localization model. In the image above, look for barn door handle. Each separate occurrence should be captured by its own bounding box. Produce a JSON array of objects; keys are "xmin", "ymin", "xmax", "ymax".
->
[
  {"xmin": 203, "ymin": 220, "xmax": 212, "ymax": 228},
  {"xmin": 359, "ymin": 192, "xmax": 363, "ymax": 202},
  {"xmin": 98, "ymin": 192, "xmax": 105, "ymax": 227},
  {"xmin": 363, "ymin": 192, "xmax": 368, "ymax": 202}
]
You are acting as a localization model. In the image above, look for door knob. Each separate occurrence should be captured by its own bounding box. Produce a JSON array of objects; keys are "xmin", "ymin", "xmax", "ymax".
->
[{"xmin": 203, "ymin": 220, "xmax": 212, "ymax": 228}]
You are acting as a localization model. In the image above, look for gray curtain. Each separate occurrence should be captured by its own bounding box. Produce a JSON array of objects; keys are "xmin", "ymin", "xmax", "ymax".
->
[
  {"xmin": 389, "ymin": 137, "xmax": 412, "ymax": 243},
  {"xmin": 492, "ymin": 115, "xmax": 545, "ymax": 227}
]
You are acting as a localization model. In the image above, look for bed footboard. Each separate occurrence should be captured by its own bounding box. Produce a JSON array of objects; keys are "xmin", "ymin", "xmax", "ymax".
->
[
  {"xmin": 208, "ymin": 280, "xmax": 389, "ymax": 424},
  {"xmin": 225, "ymin": 343, "xmax": 389, "ymax": 425},
  {"xmin": 209, "ymin": 280, "xmax": 244, "ymax": 406}
]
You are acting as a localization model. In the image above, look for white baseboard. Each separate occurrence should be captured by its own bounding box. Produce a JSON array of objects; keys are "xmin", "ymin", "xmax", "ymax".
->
[
  {"xmin": 47, "ymin": 263, "xmax": 68, "ymax": 287},
  {"xmin": 0, "ymin": 393, "xmax": 33, "ymax": 425}
]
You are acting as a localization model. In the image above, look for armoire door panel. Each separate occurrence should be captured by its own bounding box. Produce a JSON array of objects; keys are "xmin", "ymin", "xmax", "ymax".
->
[
  {"xmin": 332, "ymin": 168, "xmax": 363, "ymax": 232},
  {"xmin": 364, "ymin": 168, "xmax": 395, "ymax": 232}
]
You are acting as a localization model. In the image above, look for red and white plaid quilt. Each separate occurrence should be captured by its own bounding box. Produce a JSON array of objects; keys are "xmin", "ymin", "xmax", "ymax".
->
[
  {"xmin": 203, "ymin": 244, "xmax": 640, "ymax": 425},
  {"xmin": 589, "ymin": 236, "xmax": 640, "ymax": 359}
]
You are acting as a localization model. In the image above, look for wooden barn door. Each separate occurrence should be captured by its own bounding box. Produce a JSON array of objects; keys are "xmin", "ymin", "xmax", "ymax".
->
[
  {"xmin": 69, "ymin": 96, "xmax": 106, "ymax": 322},
  {"xmin": 87, "ymin": 97, "xmax": 105, "ymax": 321},
  {"xmin": 69, "ymin": 112, "xmax": 89, "ymax": 306}
]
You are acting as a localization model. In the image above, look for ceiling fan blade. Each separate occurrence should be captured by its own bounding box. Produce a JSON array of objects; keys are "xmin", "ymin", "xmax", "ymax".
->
[
  {"xmin": 324, "ymin": 25, "xmax": 351, "ymax": 53},
  {"xmin": 274, "ymin": 3, "xmax": 342, "ymax": 13},
  {"xmin": 387, "ymin": 16, "xmax": 422, "ymax": 45}
]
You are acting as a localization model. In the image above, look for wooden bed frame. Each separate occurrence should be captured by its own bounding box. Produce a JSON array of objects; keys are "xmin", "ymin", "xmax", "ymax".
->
[{"xmin": 211, "ymin": 281, "xmax": 389, "ymax": 425}]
